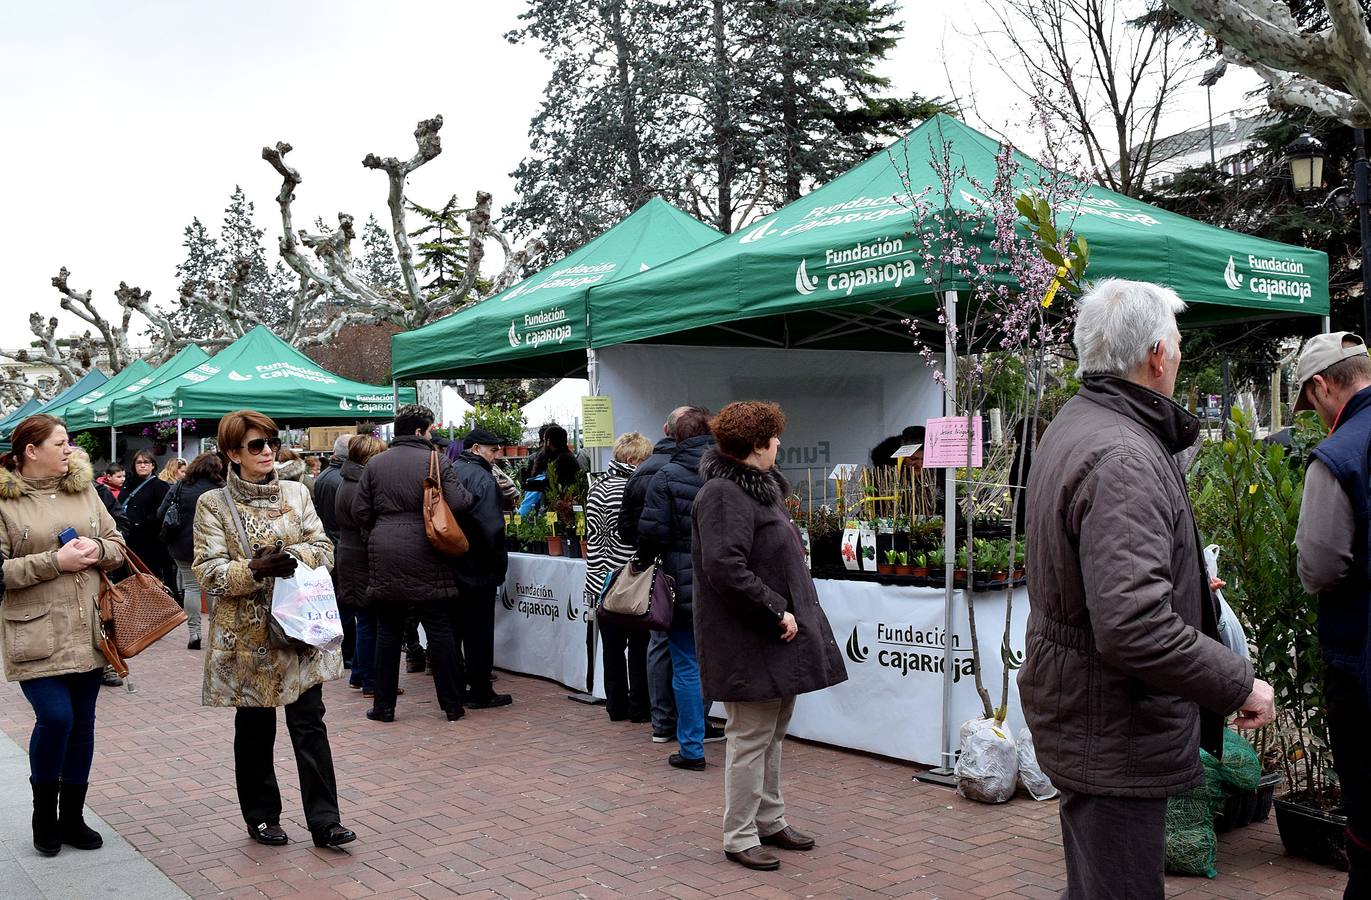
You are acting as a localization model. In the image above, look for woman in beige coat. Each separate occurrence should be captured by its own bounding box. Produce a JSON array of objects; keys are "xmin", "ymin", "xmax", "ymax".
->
[
  {"xmin": 192, "ymin": 410, "xmax": 354, "ymax": 849},
  {"xmin": 0, "ymin": 415, "xmax": 127, "ymax": 857}
]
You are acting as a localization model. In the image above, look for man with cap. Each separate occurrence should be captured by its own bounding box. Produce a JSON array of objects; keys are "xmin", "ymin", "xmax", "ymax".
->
[
  {"xmin": 313, "ymin": 434, "xmax": 356, "ymax": 668},
  {"xmin": 451, "ymin": 428, "xmax": 514, "ymax": 709},
  {"xmin": 1292, "ymin": 331, "xmax": 1371, "ymax": 896}
]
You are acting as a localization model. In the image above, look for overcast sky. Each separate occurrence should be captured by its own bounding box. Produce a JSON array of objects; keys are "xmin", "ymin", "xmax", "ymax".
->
[{"xmin": 0, "ymin": 1, "xmax": 1263, "ymax": 343}]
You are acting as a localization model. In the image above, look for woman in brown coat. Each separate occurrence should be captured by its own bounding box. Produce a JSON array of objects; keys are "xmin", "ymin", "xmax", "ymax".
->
[
  {"xmin": 0, "ymin": 415, "xmax": 127, "ymax": 856},
  {"xmin": 192, "ymin": 410, "xmax": 354, "ymax": 850},
  {"xmin": 691, "ymin": 402, "xmax": 847, "ymax": 872}
]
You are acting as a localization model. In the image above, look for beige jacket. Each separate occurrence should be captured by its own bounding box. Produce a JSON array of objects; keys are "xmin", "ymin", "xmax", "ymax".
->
[
  {"xmin": 0, "ymin": 459, "xmax": 127, "ymax": 682},
  {"xmin": 192, "ymin": 468, "xmax": 339, "ymax": 708}
]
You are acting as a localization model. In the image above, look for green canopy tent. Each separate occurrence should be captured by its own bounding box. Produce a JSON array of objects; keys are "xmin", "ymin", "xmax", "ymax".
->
[
  {"xmin": 587, "ymin": 114, "xmax": 1329, "ymax": 352},
  {"xmin": 390, "ymin": 196, "xmax": 723, "ymax": 381},
  {"xmin": 0, "ymin": 398, "xmax": 42, "ymax": 453},
  {"xmin": 105, "ymin": 344, "xmax": 213, "ymax": 430},
  {"xmin": 131, "ymin": 325, "xmax": 416, "ymax": 429},
  {"xmin": 1, "ymin": 369, "xmax": 110, "ymax": 442},
  {"xmin": 50, "ymin": 359, "xmax": 155, "ymax": 433}
]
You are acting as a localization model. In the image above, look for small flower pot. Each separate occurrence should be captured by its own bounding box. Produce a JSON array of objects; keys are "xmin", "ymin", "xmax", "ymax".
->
[
  {"xmin": 877, "ymin": 563, "xmax": 895, "ymax": 575},
  {"xmin": 954, "ymin": 568, "xmax": 967, "ymax": 586},
  {"xmin": 566, "ymin": 537, "xmax": 582, "ymax": 559},
  {"xmin": 518, "ymin": 445, "xmax": 530, "ymax": 457},
  {"xmin": 547, "ymin": 536, "xmax": 565, "ymax": 557},
  {"xmin": 894, "ymin": 565, "xmax": 913, "ymax": 576},
  {"xmin": 910, "ymin": 566, "xmax": 929, "ymax": 578}
]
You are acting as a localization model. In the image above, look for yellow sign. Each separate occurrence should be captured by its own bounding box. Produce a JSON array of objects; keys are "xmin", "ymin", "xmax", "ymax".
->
[{"xmin": 581, "ymin": 396, "xmax": 615, "ymax": 447}]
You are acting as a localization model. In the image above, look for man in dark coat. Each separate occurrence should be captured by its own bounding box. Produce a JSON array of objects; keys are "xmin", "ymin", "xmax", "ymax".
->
[
  {"xmin": 620, "ymin": 407, "xmax": 689, "ymax": 743},
  {"xmin": 1292, "ymin": 331, "xmax": 1371, "ymax": 896},
  {"xmin": 451, "ymin": 428, "xmax": 513, "ymax": 709},
  {"xmin": 312, "ymin": 435, "xmax": 353, "ymax": 663},
  {"xmin": 352, "ymin": 404, "xmax": 474, "ymax": 721},
  {"xmin": 638, "ymin": 407, "xmax": 723, "ymax": 768},
  {"xmin": 1019, "ymin": 279, "xmax": 1272, "ymax": 899}
]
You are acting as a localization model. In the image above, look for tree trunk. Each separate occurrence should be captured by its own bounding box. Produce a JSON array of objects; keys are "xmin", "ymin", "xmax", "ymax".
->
[
  {"xmin": 609, "ymin": 0, "xmax": 646, "ymax": 208},
  {"xmin": 711, "ymin": 0, "xmax": 735, "ymax": 233},
  {"xmin": 418, "ymin": 380, "xmax": 443, "ymax": 420},
  {"xmin": 782, "ymin": 55, "xmax": 801, "ymax": 203}
]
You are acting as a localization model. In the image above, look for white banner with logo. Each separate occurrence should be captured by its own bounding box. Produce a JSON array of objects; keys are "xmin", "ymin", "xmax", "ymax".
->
[
  {"xmin": 502, "ymin": 554, "xmax": 1027, "ymax": 765},
  {"xmin": 776, "ymin": 580, "xmax": 1029, "ymax": 767},
  {"xmin": 497, "ymin": 554, "xmax": 605, "ymax": 699}
]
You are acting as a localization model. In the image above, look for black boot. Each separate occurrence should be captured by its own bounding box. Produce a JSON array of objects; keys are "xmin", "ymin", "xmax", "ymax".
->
[
  {"xmin": 58, "ymin": 782, "xmax": 103, "ymax": 850},
  {"xmin": 31, "ymin": 780, "xmax": 60, "ymax": 856}
]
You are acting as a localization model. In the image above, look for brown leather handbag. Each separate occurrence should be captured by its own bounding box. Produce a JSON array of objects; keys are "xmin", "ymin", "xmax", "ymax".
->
[
  {"xmin": 424, "ymin": 450, "xmax": 469, "ymax": 556},
  {"xmin": 98, "ymin": 547, "xmax": 188, "ymax": 665}
]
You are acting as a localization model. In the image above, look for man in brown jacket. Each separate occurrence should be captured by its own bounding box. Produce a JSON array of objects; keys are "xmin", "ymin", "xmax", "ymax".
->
[{"xmin": 1019, "ymin": 278, "xmax": 1274, "ymax": 899}]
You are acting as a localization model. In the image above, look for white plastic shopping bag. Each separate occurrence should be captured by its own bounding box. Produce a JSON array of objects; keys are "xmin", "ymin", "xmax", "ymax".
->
[
  {"xmin": 271, "ymin": 564, "xmax": 344, "ymax": 652},
  {"xmin": 1203, "ymin": 545, "xmax": 1250, "ymax": 661}
]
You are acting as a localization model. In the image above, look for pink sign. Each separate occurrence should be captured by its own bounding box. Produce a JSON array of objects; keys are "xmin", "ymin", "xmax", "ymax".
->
[{"xmin": 923, "ymin": 416, "xmax": 983, "ymax": 468}]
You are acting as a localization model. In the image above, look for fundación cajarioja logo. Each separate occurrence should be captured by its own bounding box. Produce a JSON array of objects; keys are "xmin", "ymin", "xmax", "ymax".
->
[{"xmin": 844, "ymin": 623, "xmax": 976, "ymax": 681}]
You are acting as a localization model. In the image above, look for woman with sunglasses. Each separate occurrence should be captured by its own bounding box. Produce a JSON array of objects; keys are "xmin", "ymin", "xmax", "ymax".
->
[{"xmin": 192, "ymin": 410, "xmax": 354, "ymax": 850}]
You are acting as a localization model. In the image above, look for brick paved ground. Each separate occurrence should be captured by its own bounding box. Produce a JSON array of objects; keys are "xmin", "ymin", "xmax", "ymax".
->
[{"xmin": 0, "ymin": 641, "xmax": 1347, "ymax": 899}]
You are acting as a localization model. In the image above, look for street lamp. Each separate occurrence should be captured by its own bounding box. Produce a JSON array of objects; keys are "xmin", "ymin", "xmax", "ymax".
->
[
  {"xmin": 1287, "ymin": 128, "xmax": 1371, "ymax": 337},
  {"xmin": 1286, "ymin": 131, "xmax": 1326, "ymax": 193},
  {"xmin": 1199, "ymin": 60, "xmax": 1227, "ymax": 168}
]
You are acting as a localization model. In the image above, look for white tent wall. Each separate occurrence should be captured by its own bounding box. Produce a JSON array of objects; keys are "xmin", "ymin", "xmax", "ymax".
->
[
  {"xmin": 596, "ymin": 344, "xmax": 944, "ymax": 495},
  {"xmin": 441, "ymin": 386, "xmax": 475, "ymax": 427},
  {"xmin": 521, "ymin": 379, "xmax": 592, "ymax": 440}
]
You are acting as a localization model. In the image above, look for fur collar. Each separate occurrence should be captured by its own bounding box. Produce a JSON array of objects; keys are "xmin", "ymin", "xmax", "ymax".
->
[
  {"xmin": 0, "ymin": 456, "xmax": 96, "ymax": 500},
  {"xmin": 699, "ymin": 448, "xmax": 788, "ymax": 506}
]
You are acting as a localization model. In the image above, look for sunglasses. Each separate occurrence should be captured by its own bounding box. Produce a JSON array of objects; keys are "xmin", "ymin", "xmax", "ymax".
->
[{"xmin": 241, "ymin": 437, "xmax": 283, "ymax": 455}]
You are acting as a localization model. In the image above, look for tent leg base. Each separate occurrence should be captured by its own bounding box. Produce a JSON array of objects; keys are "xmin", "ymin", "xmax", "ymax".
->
[
  {"xmin": 913, "ymin": 768, "xmax": 957, "ymax": 788},
  {"xmin": 566, "ymin": 692, "xmax": 602, "ymax": 705}
]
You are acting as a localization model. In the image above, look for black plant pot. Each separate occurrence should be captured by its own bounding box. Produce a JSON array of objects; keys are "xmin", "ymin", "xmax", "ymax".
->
[
  {"xmin": 1252, "ymin": 771, "xmax": 1280, "ymax": 822},
  {"xmin": 1274, "ymin": 796, "xmax": 1348, "ymax": 871}
]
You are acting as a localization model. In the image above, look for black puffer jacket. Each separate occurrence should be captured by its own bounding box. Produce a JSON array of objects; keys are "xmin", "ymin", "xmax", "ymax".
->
[
  {"xmin": 451, "ymin": 451, "xmax": 508, "ymax": 592},
  {"xmin": 121, "ymin": 475, "xmax": 172, "ymax": 573},
  {"xmin": 157, "ymin": 475, "xmax": 223, "ymax": 563},
  {"xmin": 312, "ymin": 458, "xmax": 345, "ymax": 545},
  {"xmin": 618, "ymin": 437, "xmax": 674, "ymax": 547},
  {"xmin": 637, "ymin": 434, "xmax": 714, "ymax": 626},
  {"xmin": 334, "ymin": 460, "xmax": 371, "ymax": 608},
  {"xmin": 352, "ymin": 434, "xmax": 474, "ymax": 604}
]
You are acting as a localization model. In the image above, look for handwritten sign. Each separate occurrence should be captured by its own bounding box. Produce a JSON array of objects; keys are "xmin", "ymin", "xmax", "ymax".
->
[
  {"xmin": 923, "ymin": 416, "xmax": 983, "ymax": 468},
  {"xmin": 581, "ymin": 396, "xmax": 615, "ymax": 447}
]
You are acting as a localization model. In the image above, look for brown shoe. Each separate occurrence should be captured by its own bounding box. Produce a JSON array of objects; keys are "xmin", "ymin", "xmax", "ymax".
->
[
  {"xmin": 725, "ymin": 846, "xmax": 780, "ymax": 870},
  {"xmin": 760, "ymin": 826, "xmax": 815, "ymax": 851}
]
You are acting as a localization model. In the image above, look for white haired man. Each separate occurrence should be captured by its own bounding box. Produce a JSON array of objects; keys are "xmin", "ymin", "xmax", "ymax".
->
[
  {"xmin": 1018, "ymin": 279, "xmax": 1274, "ymax": 898},
  {"xmin": 1292, "ymin": 332, "xmax": 1371, "ymax": 898}
]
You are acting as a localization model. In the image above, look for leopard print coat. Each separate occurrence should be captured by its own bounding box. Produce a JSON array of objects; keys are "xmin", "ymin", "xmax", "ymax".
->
[{"xmin": 192, "ymin": 467, "xmax": 339, "ymax": 708}]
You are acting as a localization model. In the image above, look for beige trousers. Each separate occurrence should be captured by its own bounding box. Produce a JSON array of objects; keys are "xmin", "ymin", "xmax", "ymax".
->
[{"xmin": 721, "ymin": 695, "xmax": 796, "ymax": 853}]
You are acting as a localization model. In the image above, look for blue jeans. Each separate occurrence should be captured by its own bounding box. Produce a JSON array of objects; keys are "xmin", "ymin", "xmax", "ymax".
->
[
  {"xmin": 350, "ymin": 609, "xmax": 376, "ymax": 692},
  {"xmin": 20, "ymin": 668, "xmax": 102, "ymax": 784},
  {"xmin": 667, "ymin": 626, "xmax": 704, "ymax": 760}
]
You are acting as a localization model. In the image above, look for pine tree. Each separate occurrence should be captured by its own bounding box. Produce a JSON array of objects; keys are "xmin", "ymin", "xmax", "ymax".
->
[
  {"xmin": 170, "ymin": 217, "xmax": 225, "ymax": 338},
  {"xmin": 357, "ymin": 214, "xmax": 403, "ymax": 293},
  {"xmin": 219, "ymin": 185, "xmax": 283, "ymax": 328},
  {"xmin": 407, "ymin": 196, "xmax": 474, "ymax": 302},
  {"xmin": 507, "ymin": 0, "xmax": 950, "ymax": 249}
]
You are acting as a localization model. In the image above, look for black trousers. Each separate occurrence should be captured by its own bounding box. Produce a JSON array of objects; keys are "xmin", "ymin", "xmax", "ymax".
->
[
  {"xmin": 375, "ymin": 602, "xmax": 463, "ymax": 714},
  {"xmin": 456, "ymin": 586, "xmax": 497, "ymax": 701},
  {"xmin": 1058, "ymin": 789, "xmax": 1166, "ymax": 899},
  {"xmin": 599, "ymin": 619, "xmax": 649, "ymax": 721},
  {"xmin": 234, "ymin": 685, "xmax": 339, "ymax": 831},
  {"xmin": 404, "ymin": 615, "xmax": 424, "ymax": 659},
  {"xmin": 1326, "ymin": 665, "xmax": 1371, "ymax": 899}
]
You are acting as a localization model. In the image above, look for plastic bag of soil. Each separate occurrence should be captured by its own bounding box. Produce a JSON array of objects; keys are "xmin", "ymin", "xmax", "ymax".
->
[
  {"xmin": 955, "ymin": 717, "xmax": 1018, "ymax": 804},
  {"xmin": 1016, "ymin": 727, "xmax": 1059, "ymax": 801}
]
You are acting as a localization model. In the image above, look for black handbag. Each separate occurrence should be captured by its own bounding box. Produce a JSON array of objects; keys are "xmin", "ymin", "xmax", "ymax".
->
[{"xmin": 158, "ymin": 482, "xmax": 184, "ymax": 544}]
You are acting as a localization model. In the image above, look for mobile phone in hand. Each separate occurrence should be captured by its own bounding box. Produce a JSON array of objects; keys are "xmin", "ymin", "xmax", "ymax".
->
[{"xmin": 58, "ymin": 527, "xmax": 79, "ymax": 546}]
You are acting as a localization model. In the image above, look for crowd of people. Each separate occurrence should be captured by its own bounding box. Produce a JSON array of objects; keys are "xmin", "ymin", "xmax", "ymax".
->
[{"xmin": 0, "ymin": 282, "xmax": 1367, "ymax": 895}]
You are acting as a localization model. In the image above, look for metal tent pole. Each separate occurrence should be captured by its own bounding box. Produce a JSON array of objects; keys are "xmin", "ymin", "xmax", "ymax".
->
[
  {"xmin": 569, "ymin": 346, "xmax": 604, "ymax": 706},
  {"xmin": 917, "ymin": 290, "xmax": 960, "ymax": 787},
  {"xmin": 110, "ymin": 426, "xmax": 116, "ymax": 463},
  {"xmin": 177, "ymin": 419, "xmax": 183, "ymax": 459}
]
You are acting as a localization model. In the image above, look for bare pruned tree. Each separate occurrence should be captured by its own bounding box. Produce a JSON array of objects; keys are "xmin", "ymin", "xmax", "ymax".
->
[
  {"xmin": 971, "ymin": 0, "xmax": 1204, "ymax": 195},
  {"xmin": 1163, "ymin": 0, "xmax": 1371, "ymax": 125}
]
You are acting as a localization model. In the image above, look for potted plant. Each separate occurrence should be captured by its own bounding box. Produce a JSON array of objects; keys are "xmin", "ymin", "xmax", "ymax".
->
[
  {"xmin": 910, "ymin": 552, "xmax": 929, "ymax": 579},
  {"xmin": 926, "ymin": 547, "xmax": 946, "ymax": 586},
  {"xmin": 954, "ymin": 546, "xmax": 969, "ymax": 587},
  {"xmin": 546, "ymin": 524, "xmax": 565, "ymax": 557},
  {"xmin": 894, "ymin": 551, "xmax": 913, "ymax": 577},
  {"xmin": 879, "ymin": 550, "xmax": 897, "ymax": 576},
  {"xmin": 1191, "ymin": 409, "xmax": 1343, "ymax": 866}
]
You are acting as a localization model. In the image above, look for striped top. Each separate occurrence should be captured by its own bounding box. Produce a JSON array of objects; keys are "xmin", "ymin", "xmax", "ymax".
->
[{"xmin": 584, "ymin": 459, "xmax": 637, "ymax": 603}]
